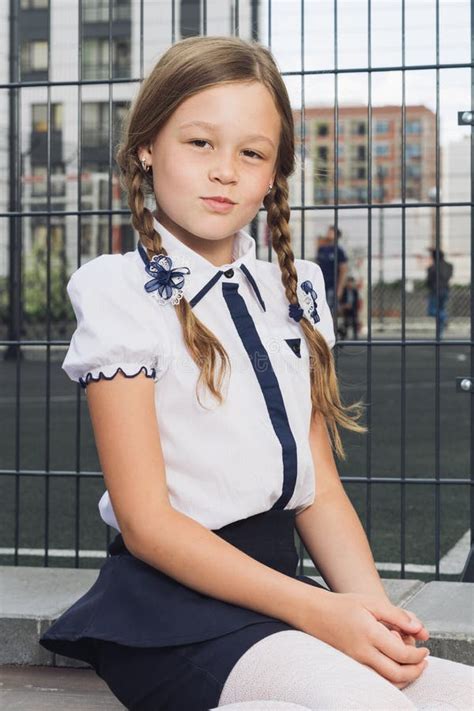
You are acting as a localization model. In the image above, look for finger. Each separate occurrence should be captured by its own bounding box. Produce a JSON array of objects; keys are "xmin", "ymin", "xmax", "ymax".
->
[
  {"xmin": 388, "ymin": 628, "xmax": 417, "ymax": 646},
  {"xmin": 372, "ymin": 622, "xmax": 429, "ymax": 665},
  {"xmin": 369, "ymin": 601, "xmax": 423, "ymax": 636},
  {"xmin": 377, "ymin": 605, "xmax": 430, "ymax": 640},
  {"xmin": 365, "ymin": 649, "xmax": 428, "ymax": 687},
  {"xmin": 404, "ymin": 609, "xmax": 430, "ymax": 639}
]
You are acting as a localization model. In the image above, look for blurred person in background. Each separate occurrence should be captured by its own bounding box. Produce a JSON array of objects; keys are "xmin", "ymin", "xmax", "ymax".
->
[
  {"xmin": 316, "ymin": 224, "xmax": 349, "ymax": 314},
  {"xmin": 426, "ymin": 248, "xmax": 453, "ymax": 338},
  {"xmin": 339, "ymin": 275, "xmax": 360, "ymax": 340}
]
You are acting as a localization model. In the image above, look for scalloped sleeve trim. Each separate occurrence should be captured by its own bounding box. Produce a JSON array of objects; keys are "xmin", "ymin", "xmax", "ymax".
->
[{"xmin": 78, "ymin": 362, "xmax": 158, "ymax": 389}]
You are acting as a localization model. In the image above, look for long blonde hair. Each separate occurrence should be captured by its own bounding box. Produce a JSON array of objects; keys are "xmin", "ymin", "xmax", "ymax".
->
[{"xmin": 116, "ymin": 35, "xmax": 366, "ymax": 460}]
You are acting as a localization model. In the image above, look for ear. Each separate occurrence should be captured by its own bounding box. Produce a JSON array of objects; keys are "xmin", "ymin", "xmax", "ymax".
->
[{"xmin": 138, "ymin": 143, "xmax": 153, "ymax": 163}]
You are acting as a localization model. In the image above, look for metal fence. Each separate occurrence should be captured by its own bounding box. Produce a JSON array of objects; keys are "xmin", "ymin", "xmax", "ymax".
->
[{"xmin": 0, "ymin": 0, "xmax": 472, "ymax": 582}]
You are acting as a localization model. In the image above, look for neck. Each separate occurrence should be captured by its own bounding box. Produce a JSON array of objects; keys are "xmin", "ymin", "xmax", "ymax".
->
[{"xmin": 154, "ymin": 210, "xmax": 236, "ymax": 267}]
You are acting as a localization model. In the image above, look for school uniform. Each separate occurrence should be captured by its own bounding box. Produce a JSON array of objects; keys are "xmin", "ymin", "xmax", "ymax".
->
[{"xmin": 39, "ymin": 213, "xmax": 336, "ymax": 711}]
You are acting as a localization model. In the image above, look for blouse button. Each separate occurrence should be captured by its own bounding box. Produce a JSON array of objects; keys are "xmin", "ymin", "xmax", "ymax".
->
[{"xmin": 223, "ymin": 268, "xmax": 234, "ymax": 278}]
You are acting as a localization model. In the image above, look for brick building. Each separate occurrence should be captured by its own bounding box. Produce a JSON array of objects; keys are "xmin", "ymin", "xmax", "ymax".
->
[{"xmin": 293, "ymin": 104, "xmax": 436, "ymax": 205}]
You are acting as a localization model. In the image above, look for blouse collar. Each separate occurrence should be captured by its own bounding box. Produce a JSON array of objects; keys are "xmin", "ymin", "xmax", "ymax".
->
[{"xmin": 135, "ymin": 213, "xmax": 266, "ymax": 312}]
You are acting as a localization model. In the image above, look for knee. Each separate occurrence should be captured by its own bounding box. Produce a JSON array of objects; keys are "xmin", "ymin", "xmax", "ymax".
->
[{"xmin": 219, "ymin": 630, "xmax": 416, "ymax": 710}]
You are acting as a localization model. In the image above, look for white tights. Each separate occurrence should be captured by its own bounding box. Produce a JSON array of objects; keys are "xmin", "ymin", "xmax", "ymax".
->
[{"xmin": 213, "ymin": 630, "xmax": 474, "ymax": 711}]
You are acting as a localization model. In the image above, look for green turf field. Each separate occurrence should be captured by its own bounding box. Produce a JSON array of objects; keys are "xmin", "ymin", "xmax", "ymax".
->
[{"xmin": 0, "ymin": 343, "xmax": 471, "ymax": 583}]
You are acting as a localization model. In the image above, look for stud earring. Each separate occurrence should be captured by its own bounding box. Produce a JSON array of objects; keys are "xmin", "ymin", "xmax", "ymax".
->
[
  {"xmin": 266, "ymin": 183, "xmax": 273, "ymax": 194},
  {"xmin": 141, "ymin": 158, "xmax": 150, "ymax": 172}
]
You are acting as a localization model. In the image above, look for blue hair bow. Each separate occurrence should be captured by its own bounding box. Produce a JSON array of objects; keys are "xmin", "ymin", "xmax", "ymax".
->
[
  {"xmin": 300, "ymin": 279, "xmax": 320, "ymax": 325},
  {"xmin": 144, "ymin": 254, "xmax": 191, "ymax": 306},
  {"xmin": 289, "ymin": 302, "xmax": 304, "ymax": 322}
]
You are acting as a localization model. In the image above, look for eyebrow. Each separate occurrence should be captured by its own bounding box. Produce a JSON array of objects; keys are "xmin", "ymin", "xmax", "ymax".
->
[{"xmin": 178, "ymin": 120, "xmax": 276, "ymax": 148}]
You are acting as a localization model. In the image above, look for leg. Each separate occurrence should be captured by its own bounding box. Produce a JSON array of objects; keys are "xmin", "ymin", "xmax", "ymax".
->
[
  {"xmin": 216, "ymin": 703, "xmax": 312, "ymax": 710},
  {"xmin": 218, "ymin": 629, "xmax": 417, "ymax": 710},
  {"xmin": 402, "ymin": 654, "xmax": 474, "ymax": 710}
]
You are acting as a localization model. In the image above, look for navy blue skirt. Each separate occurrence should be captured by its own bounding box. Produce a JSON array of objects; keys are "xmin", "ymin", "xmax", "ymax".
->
[{"xmin": 39, "ymin": 508, "xmax": 329, "ymax": 710}]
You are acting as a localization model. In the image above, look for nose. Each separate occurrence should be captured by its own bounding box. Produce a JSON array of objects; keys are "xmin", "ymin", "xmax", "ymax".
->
[{"xmin": 208, "ymin": 149, "xmax": 238, "ymax": 185}]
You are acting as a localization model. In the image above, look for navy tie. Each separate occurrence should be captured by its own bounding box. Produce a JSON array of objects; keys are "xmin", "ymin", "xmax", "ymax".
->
[{"xmin": 221, "ymin": 281, "xmax": 298, "ymax": 509}]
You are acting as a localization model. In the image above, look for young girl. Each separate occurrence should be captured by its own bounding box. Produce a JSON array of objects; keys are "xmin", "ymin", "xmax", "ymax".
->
[{"xmin": 40, "ymin": 36, "xmax": 473, "ymax": 711}]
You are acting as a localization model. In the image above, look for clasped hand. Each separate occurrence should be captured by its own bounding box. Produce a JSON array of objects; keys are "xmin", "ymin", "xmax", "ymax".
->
[{"xmin": 304, "ymin": 591, "xmax": 430, "ymax": 690}]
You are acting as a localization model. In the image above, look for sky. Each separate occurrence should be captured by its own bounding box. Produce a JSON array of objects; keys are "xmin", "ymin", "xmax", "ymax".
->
[{"xmin": 258, "ymin": 0, "xmax": 471, "ymax": 147}]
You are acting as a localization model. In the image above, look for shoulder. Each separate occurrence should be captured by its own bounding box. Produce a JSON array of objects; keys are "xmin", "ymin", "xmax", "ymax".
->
[
  {"xmin": 68, "ymin": 253, "xmax": 127, "ymax": 292},
  {"xmin": 294, "ymin": 258, "xmax": 325, "ymax": 284},
  {"xmin": 67, "ymin": 251, "xmax": 146, "ymax": 305},
  {"xmin": 254, "ymin": 257, "xmax": 328, "ymax": 296}
]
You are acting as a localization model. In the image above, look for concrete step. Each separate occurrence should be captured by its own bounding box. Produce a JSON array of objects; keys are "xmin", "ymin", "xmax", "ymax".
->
[
  {"xmin": 1, "ymin": 566, "xmax": 473, "ymax": 668},
  {"xmin": 0, "ymin": 665, "xmax": 125, "ymax": 710}
]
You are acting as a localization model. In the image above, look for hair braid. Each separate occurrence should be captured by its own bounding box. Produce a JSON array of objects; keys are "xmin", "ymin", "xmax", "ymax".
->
[
  {"xmin": 264, "ymin": 176, "xmax": 366, "ymax": 459},
  {"xmin": 116, "ymin": 149, "xmax": 231, "ymax": 408}
]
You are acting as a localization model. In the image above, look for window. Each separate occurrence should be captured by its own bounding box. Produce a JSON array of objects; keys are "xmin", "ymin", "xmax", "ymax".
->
[
  {"xmin": 355, "ymin": 187, "xmax": 367, "ymax": 202},
  {"xmin": 351, "ymin": 165, "xmax": 366, "ymax": 180},
  {"xmin": 317, "ymin": 146, "xmax": 328, "ymax": 161},
  {"xmin": 375, "ymin": 143, "xmax": 389, "ymax": 157},
  {"xmin": 51, "ymin": 164, "xmax": 66, "ymax": 196},
  {"xmin": 21, "ymin": 40, "xmax": 48, "ymax": 73},
  {"xmin": 83, "ymin": 38, "xmax": 109, "ymax": 79},
  {"xmin": 375, "ymin": 120, "xmax": 390, "ymax": 134},
  {"xmin": 113, "ymin": 39, "xmax": 131, "ymax": 78},
  {"xmin": 181, "ymin": 0, "xmax": 201, "ymax": 39},
  {"xmin": 407, "ymin": 164, "xmax": 422, "ymax": 178},
  {"xmin": 314, "ymin": 187, "xmax": 329, "ymax": 203},
  {"xmin": 376, "ymin": 164, "xmax": 389, "ymax": 177},
  {"xmin": 82, "ymin": 101, "xmax": 129, "ymax": 147},
  {"xmin": 407, "ymin": 120, "xmax": 422, "ymax": 134},
  {"xmin": 406, "ymin": 143, "xmax": 421, "ymax": 158},
  {"xmin": 82, "ymin": 103, "xmax": 108, "ymax": 145},
  {"xmin": 317, "ymin": 123, "xmax": 329, "ymax": 137},
  {"xmin": 83, "ymin": 0, "xmax": 131, "ymax": 22},
  {"xmin": 82, "ymin": 38, "xmax": 131, "ymax": 80},
  {"xmin": 351, "ymin": 121, "xmax": 366, "ymax": 136},
  {"xmin": 32, "ymin": 104, "xmax": 63, "ymax": 132},
  {"xmin": 352, "ymin": 145, "xmax": 366, "ymax": 161},
  {"xmin": 31, "ymin": 164, "xmax": 65, "ymax": 197},
  {"xmin": 21, "ymin": 0, "xmax": 48, "ymax": 8},
  {"xmin": 32, "ymin": 165, "xmax": 47, "ymax": 196}
]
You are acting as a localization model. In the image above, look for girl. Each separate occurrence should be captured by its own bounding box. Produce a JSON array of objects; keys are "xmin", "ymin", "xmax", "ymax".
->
[{"xmin": 40, "ymin": 36, "xmax": 473, "ymax": 711}]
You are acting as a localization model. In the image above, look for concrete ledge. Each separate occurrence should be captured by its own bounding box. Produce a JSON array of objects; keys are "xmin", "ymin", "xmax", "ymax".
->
[
  {"xmin": 0, "ymin": 665, "xmax": 125, "ymax": 710},
  {"xmin": 1, "ymin": 566, "xmax": 472, "ymax": 667}
]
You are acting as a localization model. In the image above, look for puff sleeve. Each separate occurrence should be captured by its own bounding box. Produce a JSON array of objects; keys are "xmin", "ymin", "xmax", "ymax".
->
[
  {"xmin": 295, "ymin": 258, "xmax": 336, "ymax": 350},
  {"xmin": 62, "ymin": 254, "xmax": 164, "ymax": 388}
]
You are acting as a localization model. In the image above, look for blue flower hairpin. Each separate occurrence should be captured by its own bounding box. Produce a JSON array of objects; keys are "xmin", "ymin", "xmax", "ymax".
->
[
  {"xmin": 300, "ymin": 279, "xmax": 321, "ymax": 325},
  {"xmin": 143, "ymin": 253, "xmax": 191, "ymax": 306}
]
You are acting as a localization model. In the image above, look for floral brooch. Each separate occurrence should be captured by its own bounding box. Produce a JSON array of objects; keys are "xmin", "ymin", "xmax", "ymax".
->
[
  {"xmin": 143, "ymin": 253, "xmax": 191, "ymax": 306},
  {"xmin": 288, "ymin": 279, "xmax": 320, "ymax": 325},
  {"xmin": 301, "ymin": 279, "xmax": 321, "ymax": 324}
]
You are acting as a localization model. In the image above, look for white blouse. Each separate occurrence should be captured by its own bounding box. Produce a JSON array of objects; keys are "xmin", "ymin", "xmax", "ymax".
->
[{"xmin": 62, "ymin": 214, "xmax": 336, "ymax": 531}]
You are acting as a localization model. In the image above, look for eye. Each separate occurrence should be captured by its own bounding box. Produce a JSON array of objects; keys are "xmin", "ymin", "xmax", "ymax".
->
[
  {"xmin": 189, "ymin": 139, "xmax": 211, "ymax": 148},
  {"xmin": 243, "ymin": 149, "xmax": 263, "ymax": 160}
]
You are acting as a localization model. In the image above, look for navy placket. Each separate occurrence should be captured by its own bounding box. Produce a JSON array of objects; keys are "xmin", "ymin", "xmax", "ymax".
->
[{"xmin": 221, "ymin": 280, "xmax": 298, "ymax": 510}]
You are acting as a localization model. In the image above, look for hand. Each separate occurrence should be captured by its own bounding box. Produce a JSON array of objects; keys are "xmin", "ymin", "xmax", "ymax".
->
[
  {"xmin": 380, "ymin": 610, "xmax": 430, "ymax": 689},
  {"xmin": 302, "ymin": 591, "xmax": 430, "ymax": 689}
]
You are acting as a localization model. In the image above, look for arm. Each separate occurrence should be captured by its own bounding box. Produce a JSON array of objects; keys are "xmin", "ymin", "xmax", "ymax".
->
[
  {"xmin": 295, "ymin": 411, "xmax": 389, "ymax": 601},
  {"xmin": 86, "ymin": 373, "xmax": 332, "ymax": 630}
]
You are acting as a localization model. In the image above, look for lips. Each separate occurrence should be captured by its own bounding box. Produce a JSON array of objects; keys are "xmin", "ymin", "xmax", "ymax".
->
[
  {"xmin": 201, "ymin": 197, "xmax": 237, "ymax": 213},
  {"xmin": 202, "ymin": 196, "xmax": 236, "ymax": 204}
]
